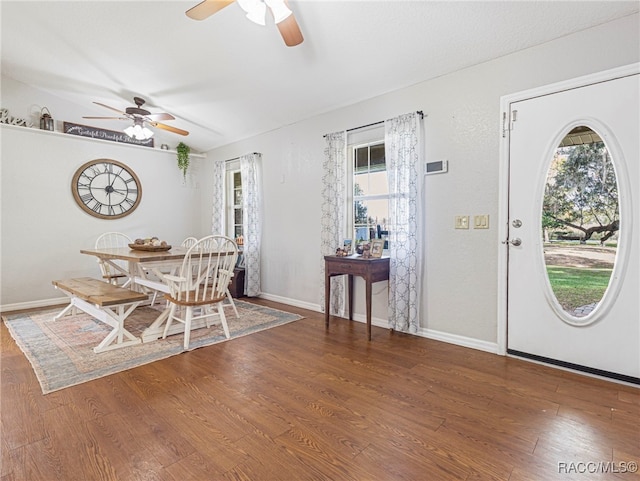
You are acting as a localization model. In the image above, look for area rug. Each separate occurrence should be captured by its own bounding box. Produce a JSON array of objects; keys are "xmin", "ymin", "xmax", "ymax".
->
[{"xmin": 3, "ymin": 301, "xmax": 302, "ymax": 394}]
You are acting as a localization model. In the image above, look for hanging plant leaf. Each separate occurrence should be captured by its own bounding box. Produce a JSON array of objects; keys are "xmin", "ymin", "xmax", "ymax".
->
[{"xmin": 176, "ymin": 142, "xmax": 191, "ymax": 178}]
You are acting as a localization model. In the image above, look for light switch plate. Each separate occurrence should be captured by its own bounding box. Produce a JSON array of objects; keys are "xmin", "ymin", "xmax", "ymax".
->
[{"xmin": 455, "ymin": 216, "xmax": 469, "ymax": 229}]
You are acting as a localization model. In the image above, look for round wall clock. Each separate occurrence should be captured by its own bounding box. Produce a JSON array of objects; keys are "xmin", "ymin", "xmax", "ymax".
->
[{"xmin": 71, "ymin": 159, "xmax": 142, "ymax": 219}]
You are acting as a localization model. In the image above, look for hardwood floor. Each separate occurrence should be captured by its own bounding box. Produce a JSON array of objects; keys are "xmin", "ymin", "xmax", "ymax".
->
[{"xmin": 2, "ymin": 299, "xmax": 638, "ymax": 481}]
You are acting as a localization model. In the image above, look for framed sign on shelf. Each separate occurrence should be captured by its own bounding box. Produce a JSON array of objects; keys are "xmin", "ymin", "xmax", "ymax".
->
[{"xmin": 63, "ymin": 122, "xmax": 154, "ymax": 148}]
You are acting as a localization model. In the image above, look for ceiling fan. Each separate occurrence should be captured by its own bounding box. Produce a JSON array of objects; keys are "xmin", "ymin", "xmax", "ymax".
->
[
  {"xmin": 186, "ymin": 0, "xmax": 304, "ymax": 47},
  {"xmin": 83, "ymin": 97, "xmax": 189, "ymax": 140}
]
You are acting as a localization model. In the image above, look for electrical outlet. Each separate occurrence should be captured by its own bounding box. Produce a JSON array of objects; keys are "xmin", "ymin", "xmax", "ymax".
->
[{"xmin": 474, "ymin": 215, "xmax": 489, "ymax": 229}]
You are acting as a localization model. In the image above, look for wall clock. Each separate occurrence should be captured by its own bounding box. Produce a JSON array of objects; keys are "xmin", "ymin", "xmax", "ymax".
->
[{"xmin": 71, "ymin": 159, "xmax": 142, "ymax": 219}]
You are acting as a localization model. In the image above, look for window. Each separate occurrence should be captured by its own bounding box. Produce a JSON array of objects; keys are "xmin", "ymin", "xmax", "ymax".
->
[
  {"xmin": 350, "ymin": 141, "xmax": 389, "ymax": 246},
  {"xmin": 225, "ymin": 164, "xmax": 243, "ymax": 240}
]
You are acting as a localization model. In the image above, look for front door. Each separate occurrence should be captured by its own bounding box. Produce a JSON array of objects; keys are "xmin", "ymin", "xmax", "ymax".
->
[{"xmin": 506, "ymin": 70, "xmax": 639, "ymax": 383}]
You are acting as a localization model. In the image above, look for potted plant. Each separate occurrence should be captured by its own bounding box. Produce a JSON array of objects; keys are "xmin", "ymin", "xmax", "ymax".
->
[{"xmin": 176, "ymin": 142, "xmax": 191, "ymax": 179}]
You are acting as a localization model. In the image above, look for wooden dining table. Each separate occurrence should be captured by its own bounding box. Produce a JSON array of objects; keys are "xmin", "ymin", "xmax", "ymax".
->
[
  {"xmin": 80, "ymin": 246, "xmax": 190, "ymax": 281},
  {"xmin": 80, "ymin": 246, "xmax": 206, "ymax": 342}
]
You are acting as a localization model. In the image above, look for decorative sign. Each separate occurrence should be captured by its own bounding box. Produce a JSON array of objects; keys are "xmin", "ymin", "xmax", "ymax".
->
[
  {"xmin": 63, "ymin": 122, "xmax": 154, "ymax": 148},
  {"xmin": 0, "ymin": 108, "xmax": 33, "ymax": 127}
]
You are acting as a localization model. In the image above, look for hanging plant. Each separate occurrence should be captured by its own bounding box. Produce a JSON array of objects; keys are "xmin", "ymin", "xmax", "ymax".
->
[{"xmin": 176, "ymin": 142, "xmax": 191, "ymax": 178}]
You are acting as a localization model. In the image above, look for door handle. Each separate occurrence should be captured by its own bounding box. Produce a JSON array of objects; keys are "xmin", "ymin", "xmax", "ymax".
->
[{"xmin": 510, "ymin": 238, "xmax": 522, "ymax": 246}]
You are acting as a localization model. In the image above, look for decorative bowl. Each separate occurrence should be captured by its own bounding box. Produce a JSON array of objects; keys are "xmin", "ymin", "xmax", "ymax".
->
[{"xmin": 128, "ymin": 244, "xmax": 172, "ymax": 252}]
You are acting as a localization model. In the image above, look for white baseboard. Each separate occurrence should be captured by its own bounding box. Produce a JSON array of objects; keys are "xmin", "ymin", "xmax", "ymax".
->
[
  {"xmin": 257, "ymin": 292, "xmax": 321, "ymax": 313},
  {"xmin": 258, "ymin": 292, "xmax": 499, "ymax": 355},
  {"xmin": 1, "ymin": 296, "xmax": 68, "ymax": 313},
  {"xmin": 418, "ymin": 327, "xmax": 499, "ymax": 354}
]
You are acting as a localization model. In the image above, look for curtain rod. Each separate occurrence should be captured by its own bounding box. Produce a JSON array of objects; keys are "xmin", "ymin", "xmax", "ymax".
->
[
  {"xmin": 221, "ymin": 152, "xmax": 261, "ymax": 163},
  {"xmin": 323, "ymin": 110, "xmax": 424, "ymax": 138}
]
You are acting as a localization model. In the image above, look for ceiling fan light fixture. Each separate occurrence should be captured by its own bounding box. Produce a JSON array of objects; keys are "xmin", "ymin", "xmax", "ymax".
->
[
  {"xmin": 124, "ymin": 121, "xmax": 154, "ymax": 140},
  {"xmin": 265, "ymin": 0, "xmax": 292, "ymax": 23},
  {"xmin": 238, "ymin": 0, "xmax": 267, "ymax": 26},
  {"xmin": 141, "ymin": 126, "xmax": 154, "ymax": 139}
]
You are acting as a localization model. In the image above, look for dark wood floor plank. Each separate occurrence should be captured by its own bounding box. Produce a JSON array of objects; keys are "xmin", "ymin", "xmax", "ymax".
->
[
  {"xmin": 230, "ymin": 432, "xmax": 332, "ymax": 481},
  {"xmin": 85, "ymin": 375, "xmax": 198, "ymax": 466},
  {"xmin": 427, "ymin": 424, "xmax": 516, "ymax": 480},
  {"xmin": 0, "ymin": 367, "xmax": 48, "ymax": 451},
  {"xmin": 2, "ymin": 300, "xmax": 638, "ymax": 481},
  {"xmin": 198, "ymin": 374, "xmax": 294, "ymax": 438},
  {"xmin": 84, "ymin": 412, "xmax": 166, "ymax": 480},
  {"xmin": 246, "ymin": 372, "xmax": 371, "ymax": 459}
]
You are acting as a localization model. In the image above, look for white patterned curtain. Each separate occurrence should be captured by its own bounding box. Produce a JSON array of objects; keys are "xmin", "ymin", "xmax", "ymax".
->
[
  {"xmin": 385, "ymin": 112, "xmax": 422, "ymax": 333},
  {"xmin": 320, "ymin": 132, "xmax": 347, "ymax": 316},
  {"xmin": 240, "ymin": 153, "xmax": 262, "ymax": 297},
  {"xmin": 210, "ymin": 159, "xmax": 225, "ymax": 235}
]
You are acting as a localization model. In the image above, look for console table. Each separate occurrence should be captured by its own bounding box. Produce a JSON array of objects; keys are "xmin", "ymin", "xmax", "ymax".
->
[{"xmin": 324, "ymin": 255, "xmax": 390, "ymax": 340}]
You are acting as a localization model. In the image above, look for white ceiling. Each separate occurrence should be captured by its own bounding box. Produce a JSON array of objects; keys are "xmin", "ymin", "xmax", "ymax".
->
[{"xmin": 2, "ymin": 1, "xmax": 638, "ymax": 153}]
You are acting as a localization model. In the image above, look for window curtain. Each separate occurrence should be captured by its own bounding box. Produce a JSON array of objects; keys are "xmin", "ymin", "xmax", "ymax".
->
[
  {"xmin": 385, "ymin": 112, "xmax": 422, "ymax": 333},
  {"xmin": 210, "ymin": 159, "xmax": 225, "ymax": 235},
  {"xmin": 320, "ymin": 131, "xmax": 347, "ymax": 316},
  {"xmin": 240, "ymin": 152, "xmax": 262, "ymax": 297}
]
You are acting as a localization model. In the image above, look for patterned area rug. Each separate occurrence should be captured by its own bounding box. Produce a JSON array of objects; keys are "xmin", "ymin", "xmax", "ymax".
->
[{"xmin": 3, "ymin": 301, "xmax": 302, "ymax": 394}]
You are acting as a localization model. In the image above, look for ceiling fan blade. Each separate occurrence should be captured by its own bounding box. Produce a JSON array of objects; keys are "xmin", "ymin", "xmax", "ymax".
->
[
  {"xmin": 83, "ymin": 116, "xmax": 128, "ymax": 120},
  {"xmin": 276, "ymin": 12, "xmax": 303, "ymax": 47},
  {"xmin": 186, "ymin": 0, "xmax": 235, "ymax": 20},
  {"xmin": 145, "ymin": 112, "xmax": 175, "ymax": 121},
  {"xmin": 93, "ymin": 101, "xmax": 126, "ymax": 115},
  {"xmin": 149, "ymin": 122, "xmax": 189, "ymax": 136}
]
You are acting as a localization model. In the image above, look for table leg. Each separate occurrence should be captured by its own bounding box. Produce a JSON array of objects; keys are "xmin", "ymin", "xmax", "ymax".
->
[
  {"xmin": 365, "ymin": 276, "xmax": 372, "ymax": 341},
  {"xmin": 324, "ymin": 273, "xmax": 330, "ymax": 329},
  {"xmin": 347, "ymin": 274, "xmax": 354, "ymax": 321},
  {"xmin": 129, "ymin": 262, "xmax": 143, "ymax": 292},
  {"xmin": 54, "ymin": 301, "xmax": 76, "ymax": 320}
]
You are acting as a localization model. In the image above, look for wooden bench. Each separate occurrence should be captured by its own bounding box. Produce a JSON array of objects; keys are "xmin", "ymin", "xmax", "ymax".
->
[{"xmin": 52, "ymin": 277, "xmax": 148, "ymax": 353}]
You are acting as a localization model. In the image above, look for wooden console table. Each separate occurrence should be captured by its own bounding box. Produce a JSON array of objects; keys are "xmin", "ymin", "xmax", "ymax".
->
[{"xmin": 324, "ymin": 255, "xmax": 390, "ymax": 340}]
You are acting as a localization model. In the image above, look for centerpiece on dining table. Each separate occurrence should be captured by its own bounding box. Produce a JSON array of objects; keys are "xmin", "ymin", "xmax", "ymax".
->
[{"xmin": 129, "ymin": 237, "xmax": 172, "ymax": 252}]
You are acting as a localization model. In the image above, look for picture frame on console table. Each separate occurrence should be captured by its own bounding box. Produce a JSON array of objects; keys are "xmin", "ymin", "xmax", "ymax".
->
[
  {"xmin": 370, "ymin": 239, "xmax": 384, "ymax": 258},
  {"xmin": 343, "ymin": 239, "xmax": 353, "ymax": 255}
]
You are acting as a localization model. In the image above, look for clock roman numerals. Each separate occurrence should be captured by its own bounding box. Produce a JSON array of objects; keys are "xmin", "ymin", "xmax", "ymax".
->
[
  {"xmin": 79, "ymin": 172, "xmax": 93, "ymax": 184},
  {"xmin": 90, "ymin": 200, "xmax": 104, "ymax": 213}
]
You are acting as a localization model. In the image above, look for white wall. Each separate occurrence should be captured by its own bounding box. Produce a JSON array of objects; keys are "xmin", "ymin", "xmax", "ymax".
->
[
  {"xmin": 201, "ymin": 14, "xmax": 639, "ymax": 348},
  {"xmin": 2, "ymin": 14, "xmax": 637, "ymax": 348},
  {"xmin": 0, "ymin": 115, "xmax": 206, "ymax": 308}
]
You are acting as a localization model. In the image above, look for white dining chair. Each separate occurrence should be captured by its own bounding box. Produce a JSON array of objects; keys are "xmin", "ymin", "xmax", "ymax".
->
[
  {"xmin": 95, "ymin": 232, "xmax": 133, "ymax": 286},
  {"xmin": 184, "ymin": 235, "xmax": 240, "ymax": 318},
  {"xmin": 181, "ymin": 236, "xmax": 198, "ymax": 248},
  {"xmin": 162, "ymin": 235, "xmax": 238, "ymax": 349},
  {"xmin": 142, "ymin": 238, "xmax": 199, "ymax": 306}
]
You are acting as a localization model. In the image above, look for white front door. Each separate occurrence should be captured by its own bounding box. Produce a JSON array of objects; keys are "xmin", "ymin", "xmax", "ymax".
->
[{"xmin": 506, "ymin": 69, "xmax": 639, "ymax": 383}]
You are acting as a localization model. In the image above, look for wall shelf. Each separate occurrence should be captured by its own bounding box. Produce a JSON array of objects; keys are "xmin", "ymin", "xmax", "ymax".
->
[{"xmin": 0, "ymin": 123, "xmax": 206, "ymax": 158}]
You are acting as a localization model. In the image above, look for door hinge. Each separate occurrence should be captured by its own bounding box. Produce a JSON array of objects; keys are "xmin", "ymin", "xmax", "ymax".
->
[
  {"xmin": 502, "ymin": 112, "xmax": 507, "ymax": 138},
  {"xmin": 502, "ymin": 110, "xmax": 518, "ymax": 138}
]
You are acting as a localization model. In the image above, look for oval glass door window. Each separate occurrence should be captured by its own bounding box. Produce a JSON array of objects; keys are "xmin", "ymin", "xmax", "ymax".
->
[{"xmin": 542, "ymin": 126, "xmax": 619, "ymax": 321}]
